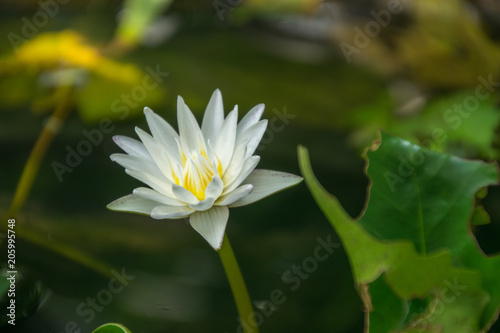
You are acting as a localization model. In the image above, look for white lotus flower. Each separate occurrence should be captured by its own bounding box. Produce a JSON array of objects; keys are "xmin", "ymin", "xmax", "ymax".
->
[{"xmin": 107, "ymin": 89, "xmax": 302, "ymax": 250}]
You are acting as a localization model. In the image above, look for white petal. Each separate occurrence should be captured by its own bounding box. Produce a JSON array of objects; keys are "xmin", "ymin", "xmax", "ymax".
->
[
  {"xmin": 125, "ymin": 168, "xmax": 174, "ymax": 198},
  {"xmin": 205, "ymin": 174, "xmax": 224, "ymax": 200},
  {"xmin": 110, "ymin": 153, "xmax": 151, "ymax": 172},
  {"xmin": 151, "ymin": 205, "xmax": 195, "ymax": 219},
  {"xmin": 201, "ymin": 89, "xmax": 224, "ymax": 144},
  {"xmin": 113, "ymin": 135, "xmax": 151, "ymax": 160},
  {"xmin": 143, "ymin": 107, "xmax": 182, "ymax": 165},
  {"xmin": 177, "ymin": 96, "xmax": 205, "ymax": 153},
  {"xmin": 229, "ymin": 169, "xmax": 303, "ymax": 207},
  {"xmin": 189, "ymin": 206, "xmax": 229, "ymax": 250},
  {"xmin": 111, "ymin": 153, "xmax": 167, "ymax": 185},
  {"xmin": 172, "ymin": 184, "xmax": 199, "ymax": 205},
  {"xmin": 188, "ymin": 174, "xmax": 223, "ymax": 211},
  {"xmin": 214, "ymin": 106, "xmax": 238, "ymax": 172},
  {"xmin": 223, "ymin": 156, "xmax": 260, "ymax": 194},
  {"xmin": 205, "ymin": 139, "xmax": 220, "ymax": 173},
  {"xmin": 135, "ymin": 127, "xmax": 178, "ymax": 183},
  {"xmin": 107, "ymin": 194, "xmax": 158, "ymax": 215},
  {"xmin": 222, "ymin": 141, "xmax": 247, "ymax": 182},
  {"xmin": 133, "ymin": 187, "xmax": 185, "ymax": 206},
  {"xmin": 216, "ymin": 184, "xmax": 253, "ymax": 206},
  {"xmin": 240, "ymin": 120, "xmax": 268, "ymax": 158},
  {"xmin": 189, "ymin": 197, "xmax": 215, "ymax": 211},
  {"xmin": 237, "ymin": 103, "xmax": 265, "ymax": 134}
]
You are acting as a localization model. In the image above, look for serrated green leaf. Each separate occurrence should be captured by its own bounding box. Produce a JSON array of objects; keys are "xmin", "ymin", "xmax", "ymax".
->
[
  {"xmin": 298, "ymin": 133, "xmax": 500, "ymax": 332},
  {"xmin": 92, "ymin": 323, "xmax": 132, "ymax": 333}
]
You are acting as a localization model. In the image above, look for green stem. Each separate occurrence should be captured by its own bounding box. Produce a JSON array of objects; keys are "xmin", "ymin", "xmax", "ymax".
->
[
  {"xmin": 16, "ymin": 226, "xmax": 114, "ymax": 278},
  {"xmin": 2, "ymin": 86, "xmax": 114, "ymax": 278},
  {"xmin": 218, "ymin": 234, "xmax": 259, "ymax": 333},
  {"xmin": 7, "ymin": 86, "xmax": 75, "ymax": 218}
]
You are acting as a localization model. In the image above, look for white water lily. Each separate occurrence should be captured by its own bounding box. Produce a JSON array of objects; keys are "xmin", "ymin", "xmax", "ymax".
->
[{"xmin": 107, "ymin": 89, "xmax": 302, "ymax": 250}]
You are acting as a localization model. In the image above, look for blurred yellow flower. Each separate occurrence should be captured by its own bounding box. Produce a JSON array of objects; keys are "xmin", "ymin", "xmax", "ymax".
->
[
  {"xmin": 0, "ymin": 30, "xmax": 164, "ymax": 122},
  {"xmin": 4, "ymin": 30, "xmax": 142, "ymax": 85},
  {"xmin": 16, "ymin": 30, "xmax": 99, "ymax": 70}
]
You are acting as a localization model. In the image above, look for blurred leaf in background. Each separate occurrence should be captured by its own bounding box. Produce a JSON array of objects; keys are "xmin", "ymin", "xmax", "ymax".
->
[
  {"xmin": 114, "ymin": 0, "xmax": 174, "ymax": 48},
  {"xmin": 350, "ymin": 91, "xmax": 500, "ymax": 160}
]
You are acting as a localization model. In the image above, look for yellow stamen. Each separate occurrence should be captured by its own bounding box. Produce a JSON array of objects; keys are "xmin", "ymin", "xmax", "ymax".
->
[{"xmin": 182, "ymin": 150, "xmax": 216, "ymax": 200}]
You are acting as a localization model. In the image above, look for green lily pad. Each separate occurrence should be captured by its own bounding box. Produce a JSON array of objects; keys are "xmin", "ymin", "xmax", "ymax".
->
[
  {"xmin": 92, "ymin": 323, "xmax": 132, "ymax": 333},
  {"xmin": 298, "ymin": 133, "xmax": 500, "ymax": 332}
]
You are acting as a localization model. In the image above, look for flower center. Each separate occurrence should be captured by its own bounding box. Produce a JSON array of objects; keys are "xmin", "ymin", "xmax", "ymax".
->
[{"xmin": 182, "ymin": 150, "xmax": 216, "ymax": 200}]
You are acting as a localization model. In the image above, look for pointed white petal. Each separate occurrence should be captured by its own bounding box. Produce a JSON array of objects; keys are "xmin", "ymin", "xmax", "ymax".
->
[
  {"xmin": 111, "ymin": 153, "xmax": 165, "ymax": 182},
  {"xmin": 223, "ymin": 156, "xmax": 260, "ymax": 194},
  {"xmin": 133, "ymin": 187, "xmax": 185, "ymax": 206},
  {"xmin": 222, "ymin": 141, "xmax": 248, "ymax": 183},
  {"xmin": 187, "ymin": 174, "xmax": 223, "ymax": 211},
  {"xmin": 125, "ymin": 168, "xmax": 174, "ymax": 198},
  {"xmin": 240, "ymin": 120, "xmax": 268, "ymax": 158},
  {"xmin": 216, "ymin": 184, "xmax": 253, "ymax": 206},
  {"xmin": 172, "ymin": 137, "xmax": 185, "ymax": 181},
  {"xmin": 107, "ymin": 194, "xmax": 158, "ymax": 215},
  {"xmin": 237, "ymin": 103, "xmax": 265, "ymax": 135},
  {"xmin": 177, "ymin": 96, "xmax": 205, "ymax": 153},
  {"xmin": 135, "ymin": 127, "xmax": 177, "ymax": 183},
  {"xmin": 205, "ymin": 174, "xmax": 224, "ymax": 200},
  {"xmin": 113, "ymin": 136, "xmax": 178, "ymax": 202},
  {"xmin": 229, "ymin": 169, "xmax": 303, "ymax": 207},
  {"xmin": 143, "ymin": 107, "xmax": 181, "ymax": 165},
  {"xmin": 189, "ymin": 206, "xmax": 229, "ymax": 250},
  {"xmin": 214, "ymin": 106, "xmax": 238, "ymax": 172},
  {"xmin": 151, "ymin": 205, "xmax": 195, "ymax": 219},
  {"xmin": 201, "ymin": 89, "xmax": 224, "ymax": 144},
  {"xmin": 172, "ymin": 184, "xmax": 199, "ymax": 205},
  {"xmin": 112, "ymin": 135, "xmax": 151, "ymax": 160},
  {"xmin": 189, "ymin": 197, "xmax": 216, "ymax": 211},
  {"xmin": 205, "ymin": 139, "xmax": 220, "ymax": 172}
]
